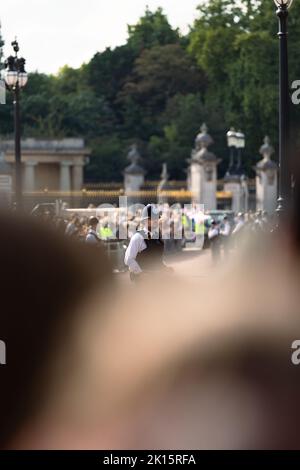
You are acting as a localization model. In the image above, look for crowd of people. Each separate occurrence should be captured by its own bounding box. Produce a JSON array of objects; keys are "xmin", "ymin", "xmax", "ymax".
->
[
  {"xmin": 33, "ymin": 204, "xmax": 276, "ymax": 267},
  {"xmin": 1, "ymin": 203, "xmax": 300, "ymax": 449},
  {"xmin": 207, "ymin": 210, "xmax": 273, "ymax": 263},
  {"xmin": 35, "ymin": 211, "xmax": 116, "ymax": 243}
]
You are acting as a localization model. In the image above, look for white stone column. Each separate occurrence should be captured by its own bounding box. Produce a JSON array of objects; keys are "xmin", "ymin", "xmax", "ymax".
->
[
  {"xmin": 202, "ymin": 163, "xmax": 218, "ymax": 211},
  {"xmin": 255, "ymin": 137, "xmax": 278, "ymax": 215},
  {"xmin": 224, "ymin": 178, "xmax": 243, "ymax": 213},
  {"xmin": 123, "ymin": 145, "xmax": 145, "ymax": 205},
  {"xmin": 72, "ymin": 162, "xmax": 84, "ymax": 191},
  {"xmin": 188, "ymin": 124, "xmax": 220, "ymax": 211},
  {"xmin": 256, "ymin": 170, "xmax": 278, "ymax": 214},
  {"xmin": 124, "ymin": 173, "xmax": 144, "ymax": 193},
  {"xmin": 190, "ymin": 161, "xmax": 201, "ymax": 204},
  {"xmin": 124, "ymin": 173, "xmax": 145, "ymax": 206},
  {"xmin": 190, "ymin": 162, "xmax": 219, "ymax": 210},
  {"xmin": 24, "ymin": 161, "xmax": 37, "ymax": 192},
  {"xmin": 60, "ymin": 161, "xmax": 72, "ymax": 192}
]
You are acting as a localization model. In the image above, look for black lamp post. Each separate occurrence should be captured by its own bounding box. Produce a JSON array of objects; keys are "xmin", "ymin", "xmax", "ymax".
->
[
  {"xmin": 235, "ymin": 130, "xmax": 245, "ymax": 175},
  {"xmin": 4, "ymin": 40, "xmax": 28, "ymax": 210},
  {"xmin": 274, "ymin": 0, "xmax": 294, "ymax": 218},
  {"xmin": 226, "ymin": 128, "xmax": 245, "ymax": 176},
  {"xmin": 226, "ymin": 128, "xmax": 237, "ymax": 175}
]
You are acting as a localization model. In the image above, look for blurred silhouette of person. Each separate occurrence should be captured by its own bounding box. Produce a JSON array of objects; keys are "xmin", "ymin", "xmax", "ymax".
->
[
  {"xmin": 208, "ymin": 220, "xmax": 221, "ymax": 264},
  {"xmin": 220, "ymin": 215, "xmax": 231, "ymax": 258},
  {"xmin": 0, "ymin": 211, "xmax": 110, "ymax": 449},
  {"xmin": 85, "ymin": 216, "xmax": 101, "ymax": 245},
  {"xmin": 91, "ymin": 226, "xmax": 300, "ymax": 450},
  {"xmin": 125, "ymin": 204, "xmax": 172, "ymax": 281},
  {"xmin": 65, "ymin": 214, "xmax": 80, "ymax": 238},
  {"xmin": 232, "ymin": 212, "xmax": 245, "ymax": 236},
  {"xmin": 2, "ymin": 204, "xmax": 300, "ymax": 450}
]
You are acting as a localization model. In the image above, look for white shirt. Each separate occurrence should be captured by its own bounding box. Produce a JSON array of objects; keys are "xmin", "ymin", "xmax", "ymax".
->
[
  {"xmin": 220, "ymin": 221, "xmax": 231, "ymax": 237},
  {"xmin": 208, "ymin": 227, "xmax": 219, "ymax": 240},
  {"xmin": 124, "ymin": 232, "xmax": 147, "ymax": 274}
]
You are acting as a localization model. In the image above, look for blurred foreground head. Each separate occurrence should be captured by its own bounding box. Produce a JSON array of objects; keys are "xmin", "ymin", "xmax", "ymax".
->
[
  {"xmin": 88, "ymin": 249, "xmax": 300, "ymax": 450},
  {"xmin": 0, "ymin": 211, "xmax": 110, "ymax": 449},
  {"xmin": 1, "ymin": 210, "xmax": 300, "ymax": 450}
]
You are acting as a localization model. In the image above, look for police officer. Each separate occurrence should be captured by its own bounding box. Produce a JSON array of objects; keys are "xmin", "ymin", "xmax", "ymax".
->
[
  {"xmin": 124, "ymin": 204, "xmax": 172, "ymax": 281},
  {"xmin": 208, "ymin": 220, "xmax": 221, "ymax": 264},
  {"xmin": 99, "ymin": 223, "xmax": 114, "ymax": 241}
]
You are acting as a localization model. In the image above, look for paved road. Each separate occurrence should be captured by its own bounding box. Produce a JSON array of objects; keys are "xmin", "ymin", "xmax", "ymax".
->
[
  {"xmin": 115, "ymin": 247, "xmax": 218, "ymax": 285},
  {"xmin": 165, "ymin": 248, "xmax": 214, "ymax": 278}
]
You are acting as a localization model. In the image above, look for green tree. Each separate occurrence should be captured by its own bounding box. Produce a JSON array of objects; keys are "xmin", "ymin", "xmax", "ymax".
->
[
  {"xmin": 119, "ymin": 44, "xmax": 205, "ymax": 141},
  {"xmin": 148, "ymin": 93, "xmax": 226, "ymax": 179},
  {"xmin": 1, "ymin": 2, "xmax": 300, "ymax": 182},
  {"xmin": 227, "ymin": 31, "xmax": 278, "ymax": 173},
  {"xmin": 86, "ymin": 135, "xmax": 125, "ymax": 182},
  {"xmin": 54, "ymin": 65, "xmax": 88, "ymax": 95},
  {"xmin": 86, "ymin": 45, "xmax": 136, "ymax": 107},
  {"xmin": 128, "ymin": 7, "xmax": 179, "ymax": 51}
]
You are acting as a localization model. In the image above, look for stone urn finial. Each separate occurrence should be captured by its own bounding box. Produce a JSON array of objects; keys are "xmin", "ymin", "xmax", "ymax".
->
[
  {"xmin": 127, "ymin": 143, "xmax": 140, "ymax": 164},
  {"xmin": 259, "ymin": 136, "xmax": 274, "ymax": 160},
  {"xmin": 195, "ymin": 123, "xmax": 213, "ymax": 150},
  {"xmin": 255, "ymin": 136, "xmax": 278, "ymax": 214},
  {"xmin": 124, "ymin": 144, "xmax": 145, "ymax": 175}
]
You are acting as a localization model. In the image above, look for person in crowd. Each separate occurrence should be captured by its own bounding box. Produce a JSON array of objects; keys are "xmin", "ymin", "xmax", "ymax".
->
[
  {"xmin": 231, "ymin": 212, "xmax": 246, "ymax": 247},
  {"xmin": 85, "ymin": 216, "xmax": 101, "ymax": 245},
  {"xmin": 53, "ymin": 216, "xmax": 67, "ymax": 234},
  {"xmin": 65, "ymin": 214, "xmax": 80, "ymax": 238},
  {"xmin": 0, "ymin": 211, "xmax": 110, "ymax": 450},
  {"xmin": 124, "ymin": 204, "xmax": 172, "ymax": 281},
  {"xmin": 42, "ymin": 210, "xmax": 52, "ymax": 224},
  {"xmin": 220, "ymin": 215, "xmax": 231, "ymax": 257},
  {"xmin": 99, "ymin": 222, "xmax": 114, "ymax": 241},
  {"xmin": 208, "ymin": 219, "xmax": 221, "ymax": 264},
  {"xmin": 258, "ymin": 211, "xmax": 271, "ymax": 233},
  {"xmin": 163, "ymin": 217, "xmax": 183, "ymax": 254},
  {"xmin": 1, "ymin": 208, "xmax": 300, "ymax": 450},
  {"xmin": 232, "ymin": 212, "xmax": 245, "ymax": 235},
  {"xmin": 251, "ymin": 212, "xmax": 263, "ymax": 234}
]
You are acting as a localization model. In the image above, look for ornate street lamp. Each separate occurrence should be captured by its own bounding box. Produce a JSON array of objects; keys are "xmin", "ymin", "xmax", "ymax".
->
[
  {"xmin": 4, "ymin": 40, "xmax": 28, "ymax": 210},
  {"xmin": 274, "ymin": 0, "xmax": 293, "ymax": 5},
  {"xmin": 273, "ymin": 0, "xmax": 294, "ymax": 219},
  {"xmin": 226, "ymin": 128, "xmax": 237, "ymax": 175},
  {"xmin": 226, "ymin": 128, "xmax": 245, "ymax": 175}
]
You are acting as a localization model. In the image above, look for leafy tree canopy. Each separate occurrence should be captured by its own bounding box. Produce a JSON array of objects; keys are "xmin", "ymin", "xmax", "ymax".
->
[
  {"xmin": 1, "ymin": 3, "xmax": 300, "ymax": 181},
  {"xmin": 127, "ymin": 6, "xmax": 180, "ymax": 51}
]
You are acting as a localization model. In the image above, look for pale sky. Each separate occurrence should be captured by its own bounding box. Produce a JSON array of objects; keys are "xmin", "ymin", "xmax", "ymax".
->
[{"xmin": 1, "ymin": 0, "xmax": 201, "ymax": 75}]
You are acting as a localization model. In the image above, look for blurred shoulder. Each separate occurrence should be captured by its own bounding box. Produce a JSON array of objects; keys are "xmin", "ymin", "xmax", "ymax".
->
[{"xmin": 130, "ymin": 231, "xmax": 145, "ymax": 242}]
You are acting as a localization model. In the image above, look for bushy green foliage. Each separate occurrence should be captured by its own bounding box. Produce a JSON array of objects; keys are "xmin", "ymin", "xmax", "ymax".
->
[{"xmin": 1, "ymin": 2, "xmax": 300, "ymax": 181}]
